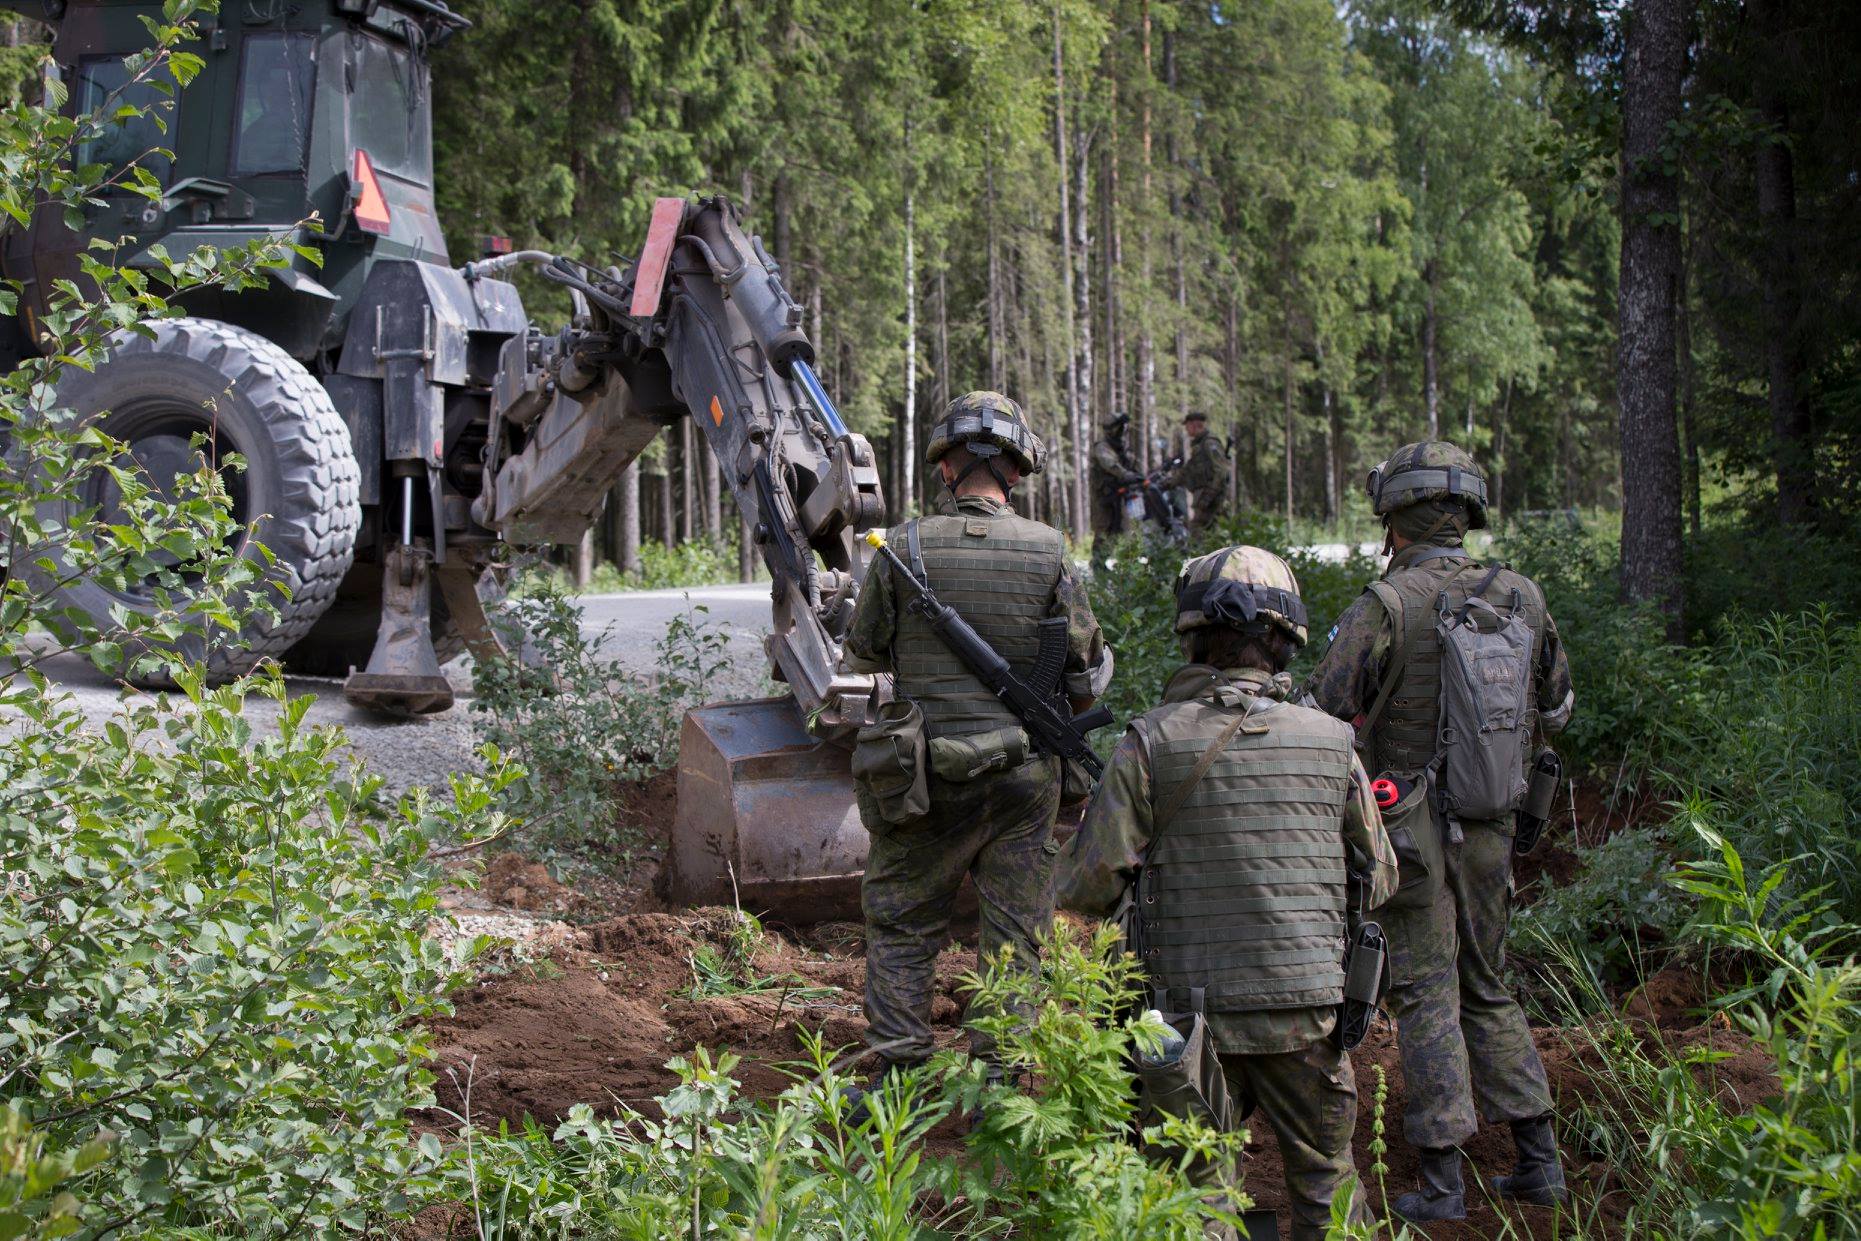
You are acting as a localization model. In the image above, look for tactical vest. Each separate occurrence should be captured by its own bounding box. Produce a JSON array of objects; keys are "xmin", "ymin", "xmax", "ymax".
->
[
  {"xmin": 890, "ymin": 505, "xmax": 1065, "ymax": 739},
  {"xmin": 1138, "ymin": 692, "xmax": 1356, "ymax": 1013},
  {"xmin": 1368, "ymin": 549, "xmax": 1550, "ymax": 781}
]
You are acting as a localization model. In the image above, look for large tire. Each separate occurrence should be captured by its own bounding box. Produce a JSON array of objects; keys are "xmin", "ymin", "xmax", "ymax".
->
[{"xmin": 36, "ymin": 317, "xmax": 360, "ymax": 682}]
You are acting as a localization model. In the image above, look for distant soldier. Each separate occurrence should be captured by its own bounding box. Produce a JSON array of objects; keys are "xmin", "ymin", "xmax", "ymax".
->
[
  {"xmin": 1303, "ymin": 441, "xmax": 1575, "ymax": 1222},
  {"xmin": 843, "ymin": 391, "xmax": 1113, "ymax": 1106},
  {"xmin": 1176, "ymin": 411, "xmax": 1231, "ymax": 532},
  {"xmin": 1060, "ymin": 546, "xmax": 1398, "ymax": 1241},
  {"xmin": 1089, "ymin": 411, "xmax": 1143, "ymax": 537}
]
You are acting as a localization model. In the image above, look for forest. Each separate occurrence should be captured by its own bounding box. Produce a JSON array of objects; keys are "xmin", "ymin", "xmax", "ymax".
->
[
  {"xmin": 3, "ymin": 0, "xmax": 1861, "ymax": 1239},
  {"xmin": 433, "ymin": 0, "xmax": 1859, "ymax": 626}
]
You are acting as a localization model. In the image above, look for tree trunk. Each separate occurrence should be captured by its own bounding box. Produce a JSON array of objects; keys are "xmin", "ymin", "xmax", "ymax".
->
[
  {"xmin": 1422, "ymin": 258, "xmax": 1441, "ymax": 439},
  {"xmin": 903, "ymin": 186, "xmax": 918, "ymax": 514},
  {"xmin": 619, "ymin": 460, "xmax": 641, "ymax": 575},
  {"xmin": 1103, "ymin": 79, "xmax": 1122, "ymax": 430},
  {"xmin": 658, "ymin": 459, "xmax": 675, "ymax": 549},
  {"xmin": 679, "ymin": 418, "xmax": 696, "ymax": 543},
  {"xmin": 1493, "ymin": 378, "xmax": 1512, "ymax": 522},
  {"xmin": 1617, "ymin": 0, "xmax": 1688, "ymax": 633},
  {"xmin": 1166, "ymin": 28, "xmax": 1188, "ymax": 425},
  {"xmin": 702, "ymin": 431, "xmax": 722, "ymax": 540},
  {"xmin": 1052, "ymin": 5, "xmax": 1086, "ymax": 541},
  {"xmin": 1137, "ymin": 0, "xmax": 1155, "ymax": 471},
  {"xmin": 985, "ymin": 132, "xmax": 1005, "ymax": 391},
  {"xmin": 1072, "ymin": 118, "xmax": 1095, "ymax": 506},
  {"xmin": 1283, "ymin": 300, "xmax": 1295, "ymax": 527},
  {"xmin": 573, "ymin": 527, "xmax": 594, "ymax": 590},
  {"xmin": 1679, "ymin": 224, "xmax": 1702, "ymax": 539},
  {"xmin": 1225, "ymin": 293, "xmax": 1243, "ymax": 508},
  {"xmin": 1755, "ymin": 0, "xmax": 1813, "ymax": 524}
]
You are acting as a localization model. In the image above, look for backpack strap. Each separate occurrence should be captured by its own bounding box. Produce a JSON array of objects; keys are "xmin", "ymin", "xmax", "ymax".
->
[
  {"xmin": 905, "ymin": 517, "xmax": 926, "ymax": 582},
  {"xmin": 1356, "ymin": 581, "xmax": 1407, "ymax": 740}
]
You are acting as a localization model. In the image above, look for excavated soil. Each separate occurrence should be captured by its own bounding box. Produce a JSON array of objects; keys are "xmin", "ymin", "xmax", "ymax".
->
[{"xmin": 419, "ymin": 774, "xmax": 1778, "ymax": 1240}]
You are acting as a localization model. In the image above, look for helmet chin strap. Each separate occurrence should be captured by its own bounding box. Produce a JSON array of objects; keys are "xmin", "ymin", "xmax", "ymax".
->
[{"xmin": 945, "ymin": 444, "xmax": 1016, "ymax": 497}]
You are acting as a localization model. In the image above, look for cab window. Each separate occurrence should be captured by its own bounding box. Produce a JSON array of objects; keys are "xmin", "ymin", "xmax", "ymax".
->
[
  {"xmin": 349, "ymin": 33, "xmax": 430, "ymax": 185},
  {"xmin": 75, "ymin": 57, "xmax": 174, "ymax": 183},
  {"xmin": 232, "ymin": 33, "xmax": 317, "ymax": 176}
]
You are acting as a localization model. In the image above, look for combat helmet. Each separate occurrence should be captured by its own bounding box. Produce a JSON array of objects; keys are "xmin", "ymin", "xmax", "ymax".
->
[
  {"xmin": 1174, "ymin": 545, "xmax": 1309, "ymax": 647},
  {"xmin": 1365, "ymin": 440, "xmax": 1488, "ymax": 529},
  {"xmin": 925, "ymin": 391, "xmax": 1045, "ymax": 490},
  {"xmin": 1102, "ymin": 410, "xmax": 1130, "ymax": 433}
]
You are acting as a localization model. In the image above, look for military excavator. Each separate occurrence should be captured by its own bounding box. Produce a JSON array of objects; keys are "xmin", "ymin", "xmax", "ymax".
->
[{"xmin": 1, "ymin": 0, "xmax": 891, "ymax": 919}]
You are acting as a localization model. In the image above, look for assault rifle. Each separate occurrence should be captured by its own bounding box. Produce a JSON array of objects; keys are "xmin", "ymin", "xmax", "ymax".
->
[{"xmin": 864, "ymin": 529, "xmax": 1113, "ymax": 779}]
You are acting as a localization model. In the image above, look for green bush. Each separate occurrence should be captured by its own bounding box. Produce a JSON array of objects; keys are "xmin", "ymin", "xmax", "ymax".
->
[
  {"xmin": 447, "ymin": 921, "xmax": 1245, "ymax": 1238},
  {"xmin": 1685, "ymin": 515, "xmax": 1861, "ymax": 638},
  {"xmin": 1536, "ymin": 825, "xmax": 1861, "ymax": 1240},
  {"xmin": 1512, "ymin": 826, "xmax": 1686, "ymax": 975},
  {"xmin": 528, "ymin": 537, "xmax": 747, "ymax": 595},
  {"xmin": 1654, "ymin": 612, "xmax": 1861, "ymax": 923},
  {"xmin": 1089, "ymin": 507, "xmax": 1376, "ymax": 745},
  {"xmin": 0, "ymin": 671, "xmax": 513, "ymax": 1237},
  {"xmin": 1498, "ymin": 516, "xmax": 1706, "ymax": 777},
  {"xmin": 469, "ymin": 578, "xmax": 726, "ymax": 867}
]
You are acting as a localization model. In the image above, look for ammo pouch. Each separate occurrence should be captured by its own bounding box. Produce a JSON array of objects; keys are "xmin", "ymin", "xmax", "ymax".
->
[
  {"xmin": 1058, "ymin": 753, "xmax": 1097, "ymax": 809},
  {"xmin": 851, "ymin": 699, "xmax": 929, "ymax": 824},
  {"xmin": 927, "ymin": 725, "xmax": 1030, "ymax": 783},
  {"xmin": 1133, "ymin": 999, "xmax": 1240, "ymax": 1133},
  {"xmin": 1378, "ymin": 769, "xmax": 1445, "ymax": 912}
]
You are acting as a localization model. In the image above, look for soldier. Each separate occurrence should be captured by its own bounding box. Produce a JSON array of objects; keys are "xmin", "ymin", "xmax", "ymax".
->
[
  {"xmin": 1089, "ymin": 411, "xmax": 1144, "ymax": 537},
  {"xmin": 843, "ymin": 391, "xmax": 1113, "ymax": 1101},
  {"xmin": 1176, "ymin": 411, "xmax": 1231, "ymax": 532},
  {"xmin": 1303, "ymin": 441, "xmax": 1576, "ymax": 1222},
  {"xmin": 1059, "ymin": 547, "xmax": 1399, "ymax": 1241}
]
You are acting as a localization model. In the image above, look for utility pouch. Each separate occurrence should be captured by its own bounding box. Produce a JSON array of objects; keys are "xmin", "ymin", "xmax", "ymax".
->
[
  {"xmin": 1375, "ymin": 769, "xmax": 1445, "ymax": 912},
  {"xmin": 851, "ymin": 699, "xmax": 929, "ymax": 824},
  {"xmin": 1515, "ymin": 748, "xmax": 1563, "ymax": 855},
  {"xmin": 1059, "ymin": 754, "xmax": 1096, "ymax": 809},
  {"xmin": 1133, "ymin": 1005, "xmax": 1238, "ymax": 1132},
  {"xmin": 927, "ymin": 725, "xmax": 1030, "ymax": 783},
  {"xmin": 1335, "ymin": 918, "xmax": 1389, "ymax": 1050}
]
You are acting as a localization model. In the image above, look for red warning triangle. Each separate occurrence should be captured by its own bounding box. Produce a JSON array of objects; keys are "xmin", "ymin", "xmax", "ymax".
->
[{"xmin": 352, "ymin": 148, "xmax": 391, "ymax": 235}]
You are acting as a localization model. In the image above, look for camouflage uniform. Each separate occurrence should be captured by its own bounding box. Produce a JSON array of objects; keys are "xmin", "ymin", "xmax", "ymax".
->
[
  {"xmin": 847, "ymin": 448, "xmax": 1110, "ymax": 1066},
  {"xmin": 1090, "ymin": 422, "xmax": 1140, "ymax": 536},
  {"xmin": 1060, "ymin": 547, "xmax": 1399, "ymax": 1241},
  {"xmin": 1303, "ymin": 445, "xmax": 1575, "ymax": 1163},
  {"xmin": 1178, "ymin": 421, "xmax": 1231, "ymax": 531}
]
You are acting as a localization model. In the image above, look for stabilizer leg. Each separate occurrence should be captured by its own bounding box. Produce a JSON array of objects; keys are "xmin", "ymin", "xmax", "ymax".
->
[{"xmin": 343, "ymin": 541, "xmax": 455, "ymax": 716}]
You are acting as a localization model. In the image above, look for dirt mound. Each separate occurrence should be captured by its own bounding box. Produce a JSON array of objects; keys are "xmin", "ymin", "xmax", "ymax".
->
[
  {"xmin": 425, "ymin": 907, "xmax": 981, "ymax": 1131},
  {"xmin": 479, "ymin": 853, "xmax": 582, "ymax": 915}
]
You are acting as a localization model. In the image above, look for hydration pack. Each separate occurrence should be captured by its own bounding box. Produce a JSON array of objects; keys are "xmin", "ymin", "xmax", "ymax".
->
[{"xmin": 1431, "ymin": 568, "xmax": 1533, "ymax": 822}]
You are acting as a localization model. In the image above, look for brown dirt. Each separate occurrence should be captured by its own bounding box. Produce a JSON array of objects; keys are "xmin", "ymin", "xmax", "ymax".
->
[{"xmin": 418, "ymin": 772, "xmax": 1777, "ymax": 1240}]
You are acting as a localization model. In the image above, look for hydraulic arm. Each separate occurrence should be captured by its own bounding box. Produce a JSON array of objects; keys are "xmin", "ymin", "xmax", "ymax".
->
[
  {"xmin": 470, "ymin": 196, "xmax": 886, "ymax": 732},
  {"xmin": 466, "ymin": 197, "xmax": 889, "ymax": 915}
]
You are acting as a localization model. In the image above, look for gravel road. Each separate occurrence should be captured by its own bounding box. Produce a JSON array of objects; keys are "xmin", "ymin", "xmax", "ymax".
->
[
  {"xmin": 26, "ymin": 583, "xmax": 777, "ymax": 801},
  {"xmin": 24, "ymin": 545, "xmax": 1400, "ymax": 799}
]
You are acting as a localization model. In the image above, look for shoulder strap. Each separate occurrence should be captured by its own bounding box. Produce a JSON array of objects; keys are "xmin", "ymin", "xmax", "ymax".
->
[
  {"xmin": 1357, "ymin": 582, "xmax": 1407, "ymax": 740},
  {"xmin": 1155, "ymin": 702, "xmax": 1255, "ymax": 838},
  {"xmin": 906, "ymin": 518, "xmax": 925, "ymax": 582}
]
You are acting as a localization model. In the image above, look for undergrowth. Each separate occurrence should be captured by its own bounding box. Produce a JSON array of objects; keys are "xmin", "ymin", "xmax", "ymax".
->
[
  {"xmin": 443, "ymin": 921, "xmax": 1246, "ymax": 1238},
  {"xmin": 470, "ymin": 578, "xmax": 726, "ymax": 870}
]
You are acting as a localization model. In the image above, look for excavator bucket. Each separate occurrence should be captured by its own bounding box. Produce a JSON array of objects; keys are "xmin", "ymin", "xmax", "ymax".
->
[{"xmin": 656, "ymin": 695, "xmax": 867, "ymax": 923}]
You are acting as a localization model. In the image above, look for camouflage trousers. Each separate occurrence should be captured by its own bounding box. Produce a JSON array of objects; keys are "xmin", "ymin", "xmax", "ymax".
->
[
  {"xmin": 858, "ymin": 755, "xmax": 1061, "ymax": 1066},
  {"xmin": 1189, "ymin": 1038, "xmax": 1368, "ymax": 1241},
  {"xmin": 1091, "ymin": 489, "xmax": 1125, "ymax": 537},
  {"xmin": 1382, "ymin": 819, "xmax": 1552, "ymax": 1150}
]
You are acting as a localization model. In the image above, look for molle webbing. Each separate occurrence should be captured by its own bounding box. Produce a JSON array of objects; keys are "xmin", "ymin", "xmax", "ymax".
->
[
  {"xmin": 891, "ymin": 513, "xmax": 1064, "ymax": 738},
  {"xmin": 1139, "ymin": 707, "xmax": 1354, "ymax": 1013},
  {"xmin": 1372, "ymin": 556, "xmax": 1547, "ymax": 777}
]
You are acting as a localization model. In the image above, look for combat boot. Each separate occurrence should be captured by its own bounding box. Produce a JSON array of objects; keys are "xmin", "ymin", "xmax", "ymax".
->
[
  {"xmin": 836, "ymin": 1059, "xmax": 919, "ymax": 1128},
  {"xmin": 1392, "ymin": 1146, "xmax": 1467, "ymax": 1223},
  {"xmin": 1492, "ymin": 1114, "xmax": 1569, "ymax": 1206}
]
